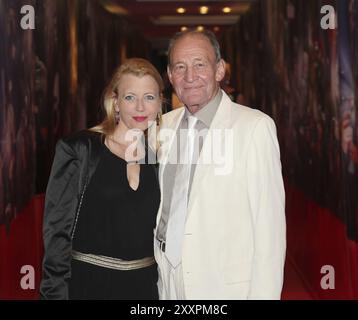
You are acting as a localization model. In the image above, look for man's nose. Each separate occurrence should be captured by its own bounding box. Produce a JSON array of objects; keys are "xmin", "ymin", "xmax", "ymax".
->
[{"xmin": 184, "ymin": 66, "xmax": 197, "ymax": 82}]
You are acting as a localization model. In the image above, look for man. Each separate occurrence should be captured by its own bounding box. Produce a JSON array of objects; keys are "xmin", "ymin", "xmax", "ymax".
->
[{"xmin": 155, "ymin": 30, "xmax": 286, "ymax": 300}]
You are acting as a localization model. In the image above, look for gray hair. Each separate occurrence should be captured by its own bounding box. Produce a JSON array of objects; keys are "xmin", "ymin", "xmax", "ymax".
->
[{"xmin": 167, "ymin": 30, "xmax": 222, "ymax": 67}]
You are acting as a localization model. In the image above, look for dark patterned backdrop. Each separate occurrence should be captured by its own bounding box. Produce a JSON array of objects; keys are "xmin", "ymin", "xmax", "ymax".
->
[
  {"xmin": 0, "ymin": 0, "xmax": 36, "ymax": 229},
  {"xmin": 221, "ymin": 0, "xmax": 358, "ymax": 242},
  {"xmin": 0, "ymin": 0, "xmax": 149, "ymax": 229}
]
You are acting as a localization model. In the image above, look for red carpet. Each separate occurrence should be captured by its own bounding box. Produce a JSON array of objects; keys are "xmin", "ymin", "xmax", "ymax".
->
[
  {"xmin": 1, "ymin": 184, "xmax": 357, "ymax": 299},
  {"xmin": 282, "ymin": 256, "xmax": 313, "ymax": 300}
]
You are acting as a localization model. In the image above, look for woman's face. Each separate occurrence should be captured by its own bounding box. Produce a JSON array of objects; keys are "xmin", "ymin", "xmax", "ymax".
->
[{"xmin": 115, "ymin": 74, "xmax": 161, "ymax": 132}]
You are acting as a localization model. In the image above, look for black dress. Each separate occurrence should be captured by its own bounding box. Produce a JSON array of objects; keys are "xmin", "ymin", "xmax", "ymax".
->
[{"xmin": 68, "ymin": 142, "xmax": 160, "ymax": 300}]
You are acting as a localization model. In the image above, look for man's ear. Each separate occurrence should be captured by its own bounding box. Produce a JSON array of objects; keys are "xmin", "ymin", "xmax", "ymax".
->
[
  {"xmin": 215, "ymin": 59, "xmax": 226, "ymax": 82},
  {"xmin": 167, "ymin": 65, "xmax": 174, "ymax": 85}
]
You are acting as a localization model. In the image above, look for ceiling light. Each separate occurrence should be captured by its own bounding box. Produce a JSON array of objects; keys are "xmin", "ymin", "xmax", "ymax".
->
[
  {"xmin": 222, "ymin": 7, "xmax": 232, "ymax": 13},
  {"xmin": 213, "ymin": 26, "xmax": 220, "ymax": 32},
  {"xmin": 177, "ymin": 7, "xmax": 186, "ymax": 14},
  {"xmin": 197, "ymin": 26, "xmax": 204, "ymax": 32},
  {"xmin": 181, "ymin": 26, "xmax": 188, "ymax": 32},
  {"xmin": 102, "ymin": 4, "xmax": 128, "ymax": 15},
  {"xmin": 199, "ymin": 6, "xmax": 209, "ymax": 14}
]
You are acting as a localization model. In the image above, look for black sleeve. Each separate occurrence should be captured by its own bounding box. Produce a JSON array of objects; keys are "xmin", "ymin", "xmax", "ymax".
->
[{"xmin": 40, "ymin": 139, "xmax": 80, "ymax": 300}]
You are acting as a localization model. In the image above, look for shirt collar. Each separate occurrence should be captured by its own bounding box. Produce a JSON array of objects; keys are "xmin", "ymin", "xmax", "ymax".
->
[{"xmin": 184, "ymin": 89, "xmax": 222, "ymax": 128}]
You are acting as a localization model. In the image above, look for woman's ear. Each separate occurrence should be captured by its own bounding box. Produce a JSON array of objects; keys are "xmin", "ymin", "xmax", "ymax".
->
[{"xmin": 113, "ymin": 94, "xmax": 119, "ymax": 111}]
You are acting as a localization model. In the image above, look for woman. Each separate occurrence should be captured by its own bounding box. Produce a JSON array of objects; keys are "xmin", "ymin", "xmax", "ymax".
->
[{"xmin": 40, "ymin": 58, "xmax": 163, "ymax": 299}]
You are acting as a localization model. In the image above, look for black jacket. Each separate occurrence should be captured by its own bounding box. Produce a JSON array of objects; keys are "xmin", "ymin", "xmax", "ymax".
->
[{"xmin": 40, "ymin": 130, "xmax": 105, "ymax": 299}]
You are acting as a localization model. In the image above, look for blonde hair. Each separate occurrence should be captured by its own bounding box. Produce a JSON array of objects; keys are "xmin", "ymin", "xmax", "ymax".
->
[{"xmin": 90, "ymin": 58, "xmax": 164, "ymax": 135}]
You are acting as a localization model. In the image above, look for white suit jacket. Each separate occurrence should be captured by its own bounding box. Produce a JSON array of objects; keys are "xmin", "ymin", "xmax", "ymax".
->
[{"xmin": 155, "ymin": 90, "xmax": 286, "ymax": 299}]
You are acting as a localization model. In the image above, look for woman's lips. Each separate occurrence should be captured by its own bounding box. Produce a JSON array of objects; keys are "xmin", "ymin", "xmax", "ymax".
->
[{"xmin": 133, "ymin": 116, "xmax": 148, "ymax": 122}]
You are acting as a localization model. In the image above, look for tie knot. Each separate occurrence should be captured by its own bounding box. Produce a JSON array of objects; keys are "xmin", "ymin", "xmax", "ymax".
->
[{"xmin": 187, "ymin": 115, "xmax": 197, "ymax": 130}]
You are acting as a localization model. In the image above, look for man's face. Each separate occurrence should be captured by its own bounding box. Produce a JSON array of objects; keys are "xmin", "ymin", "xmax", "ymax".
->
[{"xmin": 168, "ymin": 34, "xmax": 225, "ymax": 114}]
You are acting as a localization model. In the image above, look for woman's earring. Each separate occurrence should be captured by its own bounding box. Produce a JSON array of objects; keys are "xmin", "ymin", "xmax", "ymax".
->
[{"xmin": 115, "ymin": 109, "xmax": 120, "ymax": 124}]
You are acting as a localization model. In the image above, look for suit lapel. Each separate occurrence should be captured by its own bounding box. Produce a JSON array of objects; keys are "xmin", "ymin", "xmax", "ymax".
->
[
  {"xmin": 187, "ymin": 91, "xmax": 233, "ymax": 213},
  {"xmin": 156, "ymin": 108, "xmax": 185, "ymax": 226},
  {"xmin": 158, "ymin": 108, "xmax": 185, "ymax": 180}
]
